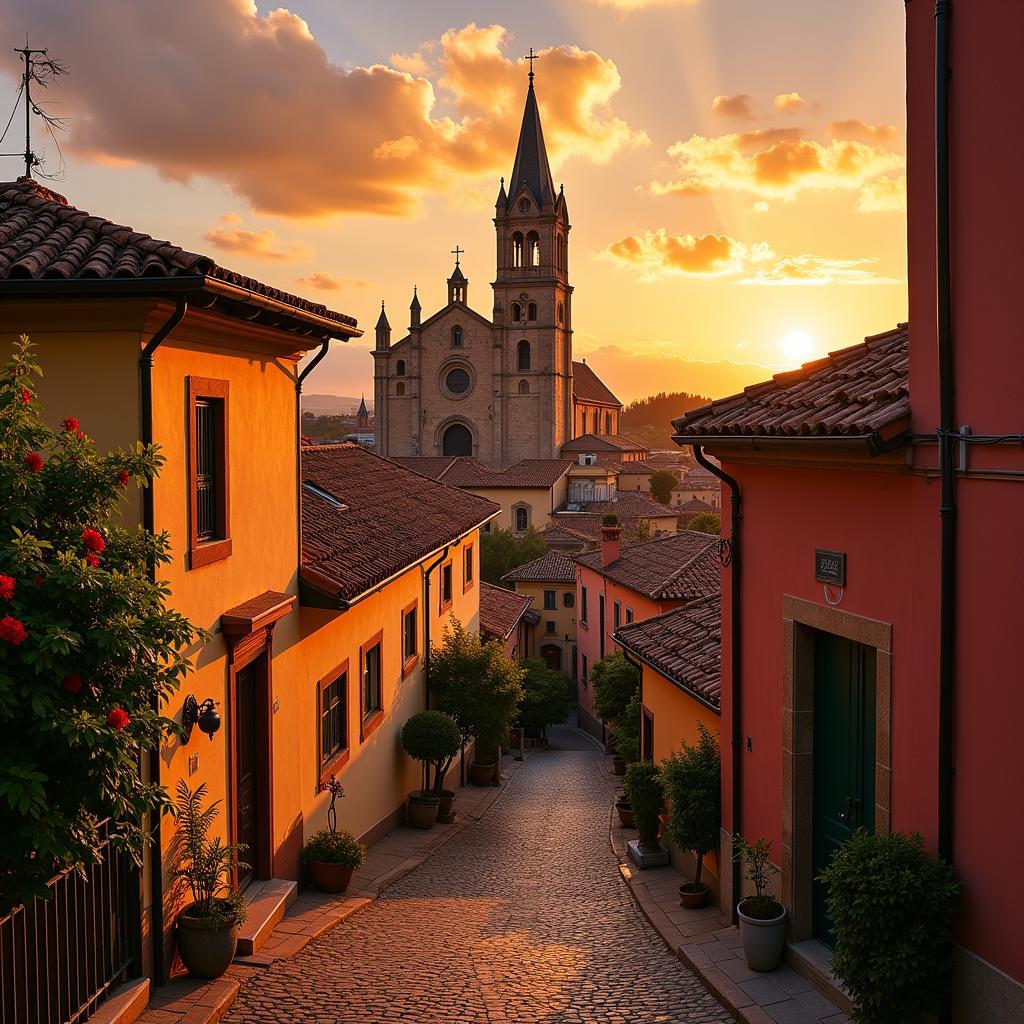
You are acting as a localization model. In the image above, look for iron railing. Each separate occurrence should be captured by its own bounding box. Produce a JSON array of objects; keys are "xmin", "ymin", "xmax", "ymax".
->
[{"xmin": 0, "ymin": 820, "xmax": 140, "ymax": 1024}]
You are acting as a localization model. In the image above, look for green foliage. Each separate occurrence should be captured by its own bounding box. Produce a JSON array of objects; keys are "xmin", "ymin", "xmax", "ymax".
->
[
  {"xmin": 819, "ymin": 830, "xmax": 959, "ymax": 1024},
  {"xmin": 621, "ymin": 391, "xmax": 711, "ymax": 449},
  {"xmin": 301, "ymin": 829, "xmax": 365, "ymax": 869},
  {"xmin": 732, "ymin": 834, "xmax": 782, "ymax": 919},
  {"xmin": 517, "ymin": 658, "xmax": 572, "ymax": 734},
  {"xmin": 624, "ymin": 761, "xmax": 663, "ymax": 843},
  {"xmin": 649, "ymin": 469, "xmax": 678, "ymax": 506},
  {"xmin": 431, "ymin": 619, "xmax": 524, "ymax": 761},
  {"xmin": 688, "ymin": 511, "xmax": 721, "ymax": 535},
  {"xmin": 168, "ymin": 781, "xmax": 247, "ymax": 929},
  {"xmin": 0, "ymin": 337, "xmax": 204, "ymax": 908},
  {"xmin": 480, "ymin": 527, "xmax": 548, "ymax": 585},
  {"xmin": 401, "ymin": 710, "xmax": 463, "ymax": 795},
  {"xmin": 611, "ymin": 692, "xmax": 641, "ymax": 765},
  {"xmin": 601, "ymin": 513, "xmax": 619, "ymax": 527},
  {"xmin": 590, "ymin": 651, "xmax": 640, "ymax": 725},
  {"xmin": 661, "ymin": 724, "xmax": 721, "ymax": 887}
]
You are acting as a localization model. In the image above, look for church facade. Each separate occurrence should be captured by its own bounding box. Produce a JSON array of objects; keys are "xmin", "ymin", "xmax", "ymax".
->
[{"xmin": 372, "ymin": 68, "xmax": 621, "ymax": 468}]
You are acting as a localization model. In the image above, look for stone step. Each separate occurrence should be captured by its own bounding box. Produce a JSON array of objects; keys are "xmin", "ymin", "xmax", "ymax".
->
[
  {"xmin": 236, "ymin": 878, "xmax": 297, "ymax": 956},
  {"xmin": 89, "ymin": 978, "xmax": 150, "ymax": 1024}
]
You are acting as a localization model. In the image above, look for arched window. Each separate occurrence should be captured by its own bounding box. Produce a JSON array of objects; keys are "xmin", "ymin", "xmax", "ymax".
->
[
  {"xmin": 512, "ymin": 232, "xmax": 524, "ymax": 268},
  {"xmin": 517, "ymin": 340, "xmax": 531, "ymax": 371},
  {"xmin": 557, "ymin": 301, "xmax": 564, "ymax": 326},
  {"xmin": 518, "ymin": 379, "xmax": 530, "ymax": 395},
  {"xmin": 442, "ymin": 422, "xmax": 473, "ymax": 456},
  {"xmin": 396, "ymin": 382, "xmax": 405, "ymax": 396},
  {"xmin": 527, "ymin": 302, "xmax": 537, "ymax": 322},
  {"xmin": 514, "ymin": 505, "xmax": 530, "ymax": 533},
  {"xmin": 510, "ymin": 302, "xmax": 521, "ymax": 322},
  {"xmin": 451, "ymin": 325, "xmax": 463, "ymax": 348},
  {"xmin": 396, "ymin": 359, "xmax": 405, "ymax": 376},
  {"xmin": 526, "ymin": 231, "xmax": 540, "ymax": 267}
]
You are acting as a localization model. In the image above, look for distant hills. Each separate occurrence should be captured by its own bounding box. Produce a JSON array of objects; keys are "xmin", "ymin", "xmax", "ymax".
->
[
  {"xmin": 302, "ymin": 393, "xmax": 371, "ymax": 415},
  {"xmin": 621, "ymin": 390, "xmax": 711, "ymax": 450}
]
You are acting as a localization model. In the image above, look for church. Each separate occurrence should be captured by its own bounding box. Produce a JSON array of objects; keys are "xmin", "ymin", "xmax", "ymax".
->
[{"xmin": 372, "ymin": 62, "xmax": 623, "ymax": 468}]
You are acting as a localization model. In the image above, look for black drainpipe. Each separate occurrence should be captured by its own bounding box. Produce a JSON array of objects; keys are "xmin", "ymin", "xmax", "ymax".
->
[
  {"xmin": 138, "ymin": 294, "xmax": 188, "ymax": 986},
  {"xmin": 692, "ymin": 444, "xmax": 742, "ymax": 923},
  {"xmin": 295, "ymin": 339, "xmax": 331, "ymax": 566},
  {"xmin": 935, "ymin": 0, "xmax": 955, "ymax": 873}
]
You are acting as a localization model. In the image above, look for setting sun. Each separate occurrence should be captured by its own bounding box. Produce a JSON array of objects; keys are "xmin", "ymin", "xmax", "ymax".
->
[{"xmin": 780, "ymin": 329, "xmax": 814, "ymax": 364}]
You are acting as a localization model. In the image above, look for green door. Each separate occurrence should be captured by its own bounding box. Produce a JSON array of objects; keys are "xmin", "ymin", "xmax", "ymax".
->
[{"xmin": 811, "ymin": 632, "xmax": 876, "ymax": 946}]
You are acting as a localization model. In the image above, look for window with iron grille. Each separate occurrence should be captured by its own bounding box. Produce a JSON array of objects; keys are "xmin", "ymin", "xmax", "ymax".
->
[
  {"xmin": 187, "ymin": 377, "xmax": 230, "ymax": 568},
  {"xmin": 195, "ymin": 400, "xmax": 216, "ymax": 541}
]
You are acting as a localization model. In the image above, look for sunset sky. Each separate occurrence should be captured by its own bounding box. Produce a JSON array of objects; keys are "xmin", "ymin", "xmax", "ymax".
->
[{"xmin": 0, "ymin": 0, "xmax": 907, "ymax": 405}]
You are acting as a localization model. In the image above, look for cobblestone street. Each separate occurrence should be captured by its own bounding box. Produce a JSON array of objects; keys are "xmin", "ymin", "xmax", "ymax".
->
[{"xmin": 224, "ymin": 725, "xmax": 731, "ymax": 1024}]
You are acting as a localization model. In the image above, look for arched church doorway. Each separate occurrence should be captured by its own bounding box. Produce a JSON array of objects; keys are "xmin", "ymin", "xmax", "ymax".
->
[
  {"xmin": 442, "ymin": 423, "xmax": 473, "ymax": 456},
  {"xmin": 540, "ymin": 644, "xmax": 562, "ymax": 672}
]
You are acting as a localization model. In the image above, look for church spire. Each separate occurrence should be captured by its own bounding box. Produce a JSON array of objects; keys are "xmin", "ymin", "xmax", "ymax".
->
[
  {"xmin": 508, "ymin": 50, "xmax": 555, "ymax": 207},
  {"xmin": 375, "ymin": 300, "xmax": 391, "ymax": 350}
]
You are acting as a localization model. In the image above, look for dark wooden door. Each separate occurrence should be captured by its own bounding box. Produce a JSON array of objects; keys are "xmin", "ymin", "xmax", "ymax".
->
[
  {"xmin": 812, "ymin": 632, "xmax": 876, "ymax": 946},
  {"xmin": 235, "ymin": 661, "xmax": 258, "ymax": 889},
  {"xmin": 540, "ymin": 644, "xmax": 562, "ymax": 671}
]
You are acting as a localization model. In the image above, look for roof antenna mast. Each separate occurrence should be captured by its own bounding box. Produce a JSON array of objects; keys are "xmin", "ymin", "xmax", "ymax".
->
[{"xmin": 2, "ymin": 38, "xmax": 68, "ymax": 180}]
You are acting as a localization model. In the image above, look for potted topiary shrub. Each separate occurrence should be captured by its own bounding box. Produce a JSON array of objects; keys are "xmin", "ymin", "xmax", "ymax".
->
[
  {"xmin": 732, "ymin": 834, "xmax": 785, "ymax": 971},
  {"xmin": 818, "ymin": 829, "xmax": 959, "ymax": 1024},
  {"xmin": 624, "ymin": 761, "xmax": 664, "ymax": 849},
  {"xmin": 302, "ymin": 776, "xmax": 366, "ymax": 893},
  {"xmin": 400, "ymin": 710, "xmax": 463, "ymax": 829},
  {"xmin": 169, "ymin": 781, "xmax": 248, "ymax": 979},
  {"xmin": 662, "ymin": 724, "xmax": 721, "ymax": 909}
]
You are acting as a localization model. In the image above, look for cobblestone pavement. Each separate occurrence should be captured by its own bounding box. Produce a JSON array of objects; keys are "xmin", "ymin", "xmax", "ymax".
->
[{"xmin": 225, "ymin": 725, "xmax": 732, "ymax": 1024}]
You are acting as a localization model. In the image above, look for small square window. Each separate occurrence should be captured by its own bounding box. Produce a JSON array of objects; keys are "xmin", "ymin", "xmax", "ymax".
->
[
  {"xmin": 546, "ymin": 620, "xmax": 556, "ymax": 634},
  {"xmin": 626, "ymin": 608, "xmax": 634, "ymax": 624},
  {"xmin": 563, "ymin": 592, "xmax": 575, "ymax": 608}
]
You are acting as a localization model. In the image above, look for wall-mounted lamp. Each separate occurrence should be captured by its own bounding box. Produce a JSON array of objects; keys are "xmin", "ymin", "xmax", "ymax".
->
[{"xmin": 182, "ymin": 695, "xmax": 222, "ymax": 743}]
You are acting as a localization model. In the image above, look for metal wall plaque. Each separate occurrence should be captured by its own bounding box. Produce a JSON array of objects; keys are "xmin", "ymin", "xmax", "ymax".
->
[{"xmin": 814, "ymin": 549, "xmax": 847, "ymax": 586}]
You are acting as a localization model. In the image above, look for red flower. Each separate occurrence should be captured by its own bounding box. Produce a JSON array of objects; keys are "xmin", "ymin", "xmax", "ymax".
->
[
  {"xmin": 63, "ymin": 675, "xmax": 83, "ymax": 694},
  {"xmin": 82, "ymin": 529, "xmax": 105, "ymax": 553},
  {"xmin": 0, "ymin": 616, "xmax": 27, "ymax": 646},
  {"xmin": 85, "ymin": 552, "xmax": 101, "ymax": 568},
  {"xmin": 75, "ymin": 430, "xmax": 84, "ymax": 441},
  {"xmin": 0, "ymin": 576, "xmax": 14, "ymax": 601},
  {"xmin": 61, "ymin": 416, "xmax": 79, "ymax": 433},
  {"xmin": 24, "ymin": 452, "xmax": 43, "ymax": 473},
  {"xmin": 19, "ymin": 388, "xmax": 31, "ymax": 405},
  {"xmin": 33, "ymin": 576, "xmax": 44, "ymax": 588},
  {"xmin": 117, "ymin": 470, "xmax": 130, "ymax": 488},
  {"xmin": 106, "ymin": 708, "xmax": 130, "ymax": 731}
]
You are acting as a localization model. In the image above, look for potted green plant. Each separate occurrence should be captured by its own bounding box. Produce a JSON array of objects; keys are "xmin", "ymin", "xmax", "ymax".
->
[
  {"xmin": 818, "ymin": 829, "xmax": 959, "ymax": 1024},
  {"xmin": 590, "ymin": 652, "xmax": 639, "ymax": 774},
  {"xmin": 662, "ymin": 724, "xmax": 721, "ymax": 909},
  {"xmin": 610, "ymin": 693, "xmax": 641, "ymax": 776},
  {"xmin": 400, "ymin": 710, "xmax": 462, "ymax": 829},
  {"xmin": 614, "ymin": 795, "xmax": 634, "ymax": 828},
  {"xmin": 169, "ymin": 780, "xmax": 248, "ymax": 979},
  {"xmin": 732, "ymin": 834, "xmax": 785, "ymax": 971},
  {"xmin": 624, "ymin": 761, "xmax": 664, "ymax": 850},
  {"xmin": 302, "ymin": 776, "xmax": 365, "ymax": 893}
]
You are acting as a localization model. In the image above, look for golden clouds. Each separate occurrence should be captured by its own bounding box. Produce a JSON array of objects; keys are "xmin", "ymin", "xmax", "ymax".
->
[
  {"xmin": 203, "ymin": 216, "xmax": 313, "ymax": 262},
  {"xmin": 296, "ymin": 273, "xmax": 341, "ymax": 291},
  {"xmin": 738, "ymin": 254, "xmax": 899, "ymax": 286},
  {"xmin": 712, "ymin": 94, "xmax": 756, "ymax": 120},
  {"xmin": 774, "ymin": 92, "xmax": 807, "ymax": 112},
  {"xmin": 8, "ymin": 2, "xmax": 642, "ymax": 218},
  {"xmin": 827, "ymin": 118, "xmax": 899, "ymax": 144},
  {"xmin": 857, "ymin": 175, "xmax": 906, "ymax": 213}
]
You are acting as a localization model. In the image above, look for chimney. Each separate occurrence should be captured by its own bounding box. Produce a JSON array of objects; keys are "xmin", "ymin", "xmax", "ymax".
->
[{"xmin": 601, "ymin": 523, "xmax": 621, "ymax": 567}]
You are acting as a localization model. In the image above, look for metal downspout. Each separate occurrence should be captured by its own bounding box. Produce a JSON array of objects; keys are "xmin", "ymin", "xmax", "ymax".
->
[
  {"xmin": 138, "ymin": 295, "xmax": 188, "ymax": 986},
  {"xmin": 692, "ymin": 444, "xmax": 742, "ymax": 924}
]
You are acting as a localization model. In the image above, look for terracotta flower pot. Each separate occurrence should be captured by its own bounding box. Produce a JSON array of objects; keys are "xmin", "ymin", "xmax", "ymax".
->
[
  {"xmin": 679, "ymin": 882, "xmax": 710, "ymax": 909},
  {"xmin": 176, "ymin": 903, "xmax": 238, "ymax": 979},
  {"xmin": 309, "ymin": 861, "xmax": 355, "ymax": 894},
  {"xmin": 437, "ymin": 789, "xmax": 458, "ymax": 823},
  {"xmin": 615, "ymin": 799, "xmax": 634, "ymax": 828},
  {"xmin": 470, "ymin": 761, "xmax": 496, "ymax": 786},
  {"xmin": 407, "ymin": 791, "xmax": 440, "ymax": 829},
  {"xmin": 612, "ymin": 755, "xmax": 626, "ymax": 776}
]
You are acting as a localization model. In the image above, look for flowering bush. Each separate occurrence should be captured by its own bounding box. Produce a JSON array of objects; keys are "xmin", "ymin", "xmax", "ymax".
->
[{"xmin": 0, "ymin": 336, "xmax": 203, "ymax": 908}]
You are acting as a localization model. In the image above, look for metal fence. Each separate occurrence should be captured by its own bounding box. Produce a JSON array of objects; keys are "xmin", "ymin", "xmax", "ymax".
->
[{"xmin": 0, "ymin": 820, "xmax": 140, "ymax": 1024}]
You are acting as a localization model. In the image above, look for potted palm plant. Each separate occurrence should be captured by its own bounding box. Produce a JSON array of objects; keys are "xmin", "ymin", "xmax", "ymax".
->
[
  {"xmin": 169, "ymin": 780, "xmax": 248, "ymax": 979},
  {"xmin": 401, "ymin": 710, "xmax": 462, "ymax": 829},
  {"xmin": 662, "ymin": 724, "xmax": 720, "ymax": 909},
  {"xmin": 302, "ymin": 776, "xmax": 366, "ymax": 893},
  {"xmin": 732, "ymin": 834, "xmax": 786, "ymax": 971}
]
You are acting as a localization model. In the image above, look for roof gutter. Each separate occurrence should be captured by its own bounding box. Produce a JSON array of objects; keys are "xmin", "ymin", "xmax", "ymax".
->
[{"xmin": 670, "ymin": 432, "xmax": 911, "ymax": 454}]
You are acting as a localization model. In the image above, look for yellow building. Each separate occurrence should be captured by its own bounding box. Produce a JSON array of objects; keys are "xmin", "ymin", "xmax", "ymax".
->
[{"xmin": 502, "ymin": 551, "xmax": 579, "ymax": 674}]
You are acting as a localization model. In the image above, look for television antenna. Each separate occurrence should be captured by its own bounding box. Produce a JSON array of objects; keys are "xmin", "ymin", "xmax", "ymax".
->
[{"xmin": 0, "ymin": 39, "xmax": 68, "ymax": 180}]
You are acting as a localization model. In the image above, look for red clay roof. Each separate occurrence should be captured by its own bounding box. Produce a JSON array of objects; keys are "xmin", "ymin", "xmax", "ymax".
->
[
  {"xmin": 572, "ymin": 360, "xmax": 621, "ymax": 407},
  {"xmin": 390, "ymin": 456, "xmax": 572, "ymax": 488},
  {"xmin": 0, "ymin": 178, "xmax": 357, "ymax": 334},
  {"xmin": 502, "ymin": 551, "xmax": 578, "ymax": 584},
  {"xmin": 575, "ymin": 530, "xmax": 719, "ymax": 601},
  {"xmin": 678, "ymin": 497, "xmax": 716, "ymax": 514},
  {"xmin": 673, "ymin": 324, "xmax": 909, "ymax": 439},
  {"xmin": 301, "ymin": 445, "xmax": 499, "ymax": 602},
  {"xmin": 614, "ymin": 595, "xmax": 721, "ymax": 709},
  {"xmin": 572, "ymin": 493, "xmax": 677, "ymax": 518},
  {"xmin": 389, "ymin": 457, "xmax": 459, "ymax": 481},
  {"xmin": 479, "ymin": 582, "xmax": 533, "ymax": 641},
  {"xmin": 561, "ymin": 433, "xmax": 649, "ymax": 454}
]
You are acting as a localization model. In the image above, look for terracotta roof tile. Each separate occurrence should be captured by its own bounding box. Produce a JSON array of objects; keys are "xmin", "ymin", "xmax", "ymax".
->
[
  {"xmin": 301, "ymin": 445, "xmax": 499, "ymax": 602},
  {"xmin": 479, "ymin": 582, "xmax": 533, "ymax": 641},
  {"xmin": 573, "ymin": 492, "xmax": 677, "ymax": 518},
  {"xmin": 615, "ymin": 596, "xmax": 721, "ymax": 709},
  {"xmin": 673, "ymin": 324, "xmax": 909, "ymax": 439},
  {"xmin": 575, "ymin": 530, "xmax": 719, "ymax": 601},
  {"xmin": 502, "ymin": 551, "xmax": 578, "ymax": 584},
  {"xmin": 442, "ymin": 458, "xmax": 573, "ymax": 488},
  {"xmin": 389, "ymin": 457, "xmax": 460, "ymax": 481},
  {"xmin": 0, "ymin": 178, "xmax": 356, "ymax": 331},
  {"xmin": 561, "ymin": 433, "xmax": 649, "ymax": 454},
  {"xmin": 572, "ymin": 360, "xmax": 621, "ymax": 407}
]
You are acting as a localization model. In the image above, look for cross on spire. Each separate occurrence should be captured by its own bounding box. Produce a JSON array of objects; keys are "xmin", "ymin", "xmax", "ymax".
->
[
  {"xmin": 451, "ymin": 244, "xmax": 464, "ymax": 268},
  {"xmin": 525, "ymin": 47, "xmax": 538, "ymax": 82}
]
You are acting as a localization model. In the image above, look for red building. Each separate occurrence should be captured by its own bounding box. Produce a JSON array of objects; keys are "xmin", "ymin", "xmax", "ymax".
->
[{"xmin": 671, "ymin": 6, "xmax": 1024, "ymax": 1019}]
